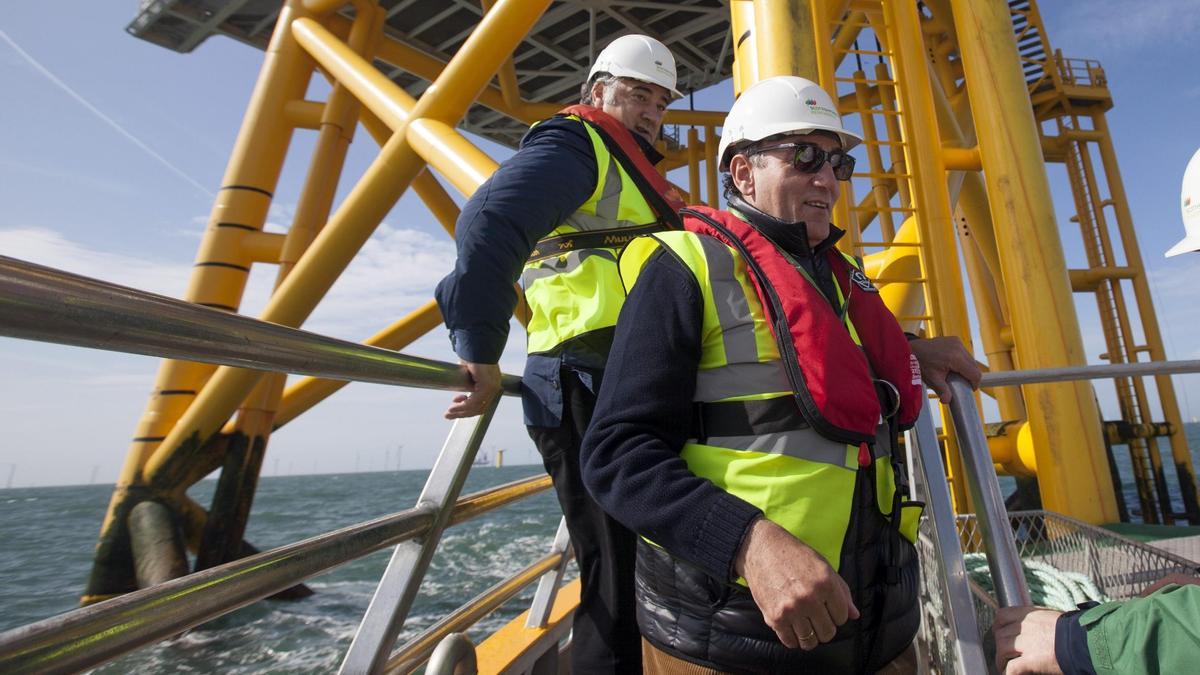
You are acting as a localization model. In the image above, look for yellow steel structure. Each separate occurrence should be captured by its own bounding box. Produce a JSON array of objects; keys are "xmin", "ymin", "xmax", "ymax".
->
[{"xmin": 93, "ymin": 0, "xmax": 1199, "ymax": 602}]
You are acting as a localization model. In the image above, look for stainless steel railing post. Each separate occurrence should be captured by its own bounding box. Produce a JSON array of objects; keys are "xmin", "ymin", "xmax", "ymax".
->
[
  {"xmin": 338, "ymin": 397, "xmax": 501, "ymax": 674},
  {"xmin": 525, "ymin": 516, "xmax": 572, "ymax": 628},
  {"xmin": 946, "ymin": 375, "xmax": 1032, "ymax": 607},
  {"xmin": 907, "ymin": 395, "xmax": 989, "ymax": 673}
]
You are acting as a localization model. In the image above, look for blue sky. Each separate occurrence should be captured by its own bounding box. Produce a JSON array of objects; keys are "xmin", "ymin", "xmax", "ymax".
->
[{"xmin": 2, "ymin": 2, "xmax": 1199, "ymax": 487}]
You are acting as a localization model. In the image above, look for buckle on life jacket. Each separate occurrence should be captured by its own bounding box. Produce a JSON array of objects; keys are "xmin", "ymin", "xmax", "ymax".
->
[{"xmin": 873, "ymin": 378, "xmax": 900, "ymax": 419}]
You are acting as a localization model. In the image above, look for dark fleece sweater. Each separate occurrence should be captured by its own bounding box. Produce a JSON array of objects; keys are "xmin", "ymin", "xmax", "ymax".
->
[{"xmin": 580, "ymin": 201, "xmax": 842, "ymax": 581}]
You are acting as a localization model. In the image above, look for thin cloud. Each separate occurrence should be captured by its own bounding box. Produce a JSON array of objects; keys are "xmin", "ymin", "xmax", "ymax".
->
[
  {"xmin": 0, "ymin": 227, "xmax": 191, "ymax": 297},
  {"xmin": 303, "ymin": 224, "xmax": 459, "ymax": 338},
  {"xmin": 0, "ymin": 224, "xmax": 465, "ymax": 346},
  {"xmin": 1147, "ymin": 259, "xmax": 1200, "ymax": 358},
  {"xmin": 77, "ymin": 372, "xmax": 159, "ymax": 388},
  {"xmin": 0, "ymin": 28, "xmax": 214, "ymax": 200}
]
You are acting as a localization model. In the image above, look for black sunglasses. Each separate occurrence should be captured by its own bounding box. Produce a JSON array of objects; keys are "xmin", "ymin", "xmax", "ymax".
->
[{"xmin": 747, "ymin": 142, "xmax": 856, "ymax": 181}]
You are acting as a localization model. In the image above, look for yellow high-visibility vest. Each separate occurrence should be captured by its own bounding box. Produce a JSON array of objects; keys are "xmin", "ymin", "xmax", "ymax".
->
[
  {"xmin": 620, "ymin": 228, "xmax": 919, "ymax": 576},
  {"xmin": 521, "ymin": 115, "xmax": 663, "ymax": 356}
]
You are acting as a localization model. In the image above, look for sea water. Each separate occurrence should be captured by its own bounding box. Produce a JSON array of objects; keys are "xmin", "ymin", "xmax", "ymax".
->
[
  {"xmin": 3, "ymin": 426, "xmax": 1200, "ymax": 672},
  {"xmin": 0, "ymin": 465, "xmax": 561, "ymax": 673}
]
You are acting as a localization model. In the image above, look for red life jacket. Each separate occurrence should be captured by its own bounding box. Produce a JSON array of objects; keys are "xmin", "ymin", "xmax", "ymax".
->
[
  {"xmin": 556, "ymin": 104, "xmax": 685, "ymax": 224},
  {"xmin": 681, "ymin": 205, "xmax": 923, "ymax": 443}
]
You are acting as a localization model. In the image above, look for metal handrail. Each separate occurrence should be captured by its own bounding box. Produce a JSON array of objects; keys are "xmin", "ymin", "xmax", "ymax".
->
[
  {"xmin": 386, "ymin": 550, "xmax": 562, "ymax": 673},
  {"xmin": 0, "ymin": 474, "xmax": 552, "ymax": 674},
  {"xmin": 946, "ymin": 375, "xmax": 1032, "ymax": 608},
  {"xmin": 0, "ymin": 255, "xmax": 520, "ymax": 394},
  {"xmin": 425, "ymin": 633, "xmax": 478, "ymax": 675},
  {"xmin": 981, "ymin": 359, "xmax": 1200, "ymax": 388},
  {"xmin": 907, "ymin": 398, "xmax": 988, "ymax": 673}
]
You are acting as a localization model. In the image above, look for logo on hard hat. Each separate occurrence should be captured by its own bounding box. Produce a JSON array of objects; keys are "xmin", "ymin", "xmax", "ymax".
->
[{"xmin": 804, "ymin": 97, "xmax": 837, "ymax": 119}]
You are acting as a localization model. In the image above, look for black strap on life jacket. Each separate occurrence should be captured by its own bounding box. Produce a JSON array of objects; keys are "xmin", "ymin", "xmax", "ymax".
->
[
  {"xmin": 689, "ymin": 398, "xmax": 810, "ymax": 444},
  {"xmin": 526, "ymin": 221, "xmax": 667, "ymax": 263}
]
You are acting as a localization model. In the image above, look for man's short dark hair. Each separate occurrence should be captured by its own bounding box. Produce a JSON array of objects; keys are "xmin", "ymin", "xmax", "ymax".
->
[
  {"xmin": 722, "ymin": 147, "xmax": 769, "ymax": 199},
  {"xmin": 580, "ymin": 72, "xmax": 621, "ymax": 104}
]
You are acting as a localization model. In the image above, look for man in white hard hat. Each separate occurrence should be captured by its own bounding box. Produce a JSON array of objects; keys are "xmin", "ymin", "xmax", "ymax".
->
[
  {"xmin": 581, "ymin": 76, "xmax": 979, "ymax": 673},
  {"xmin": 1165, "ymin": 147, "xmax": 1200, "ymax": 257},
  {"xmin": 434, "ymin": 34, "xmax": 685, "ymax": 673}
]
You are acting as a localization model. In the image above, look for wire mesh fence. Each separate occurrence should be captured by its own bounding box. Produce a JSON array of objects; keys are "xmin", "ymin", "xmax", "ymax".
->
[{"xmin": 916, "ymin": 508, "xmax": 1200, "ymax": 673}]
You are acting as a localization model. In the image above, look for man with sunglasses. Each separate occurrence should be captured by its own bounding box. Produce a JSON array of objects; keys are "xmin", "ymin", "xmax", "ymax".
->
[{"xmin": 581, "ymin": 76, "xmax": 979, "ymax": 673}]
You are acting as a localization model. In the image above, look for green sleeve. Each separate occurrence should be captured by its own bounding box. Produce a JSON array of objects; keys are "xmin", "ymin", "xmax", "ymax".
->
[{"xmin": 1079, "ymin": 584, "xmax": 1200, "ymax": 674}]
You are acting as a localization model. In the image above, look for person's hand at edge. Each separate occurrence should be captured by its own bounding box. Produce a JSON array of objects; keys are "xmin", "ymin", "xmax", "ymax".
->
[
  {"xmin": 445, "ymin": 361, "xmax": 502, "ymax": 419},
  {"xmin": 909, "ymin": 336, "xmax": 982, "ymax": 403},
  {"xmin": 993, "ymin": 606, "xmax": 1063, "ymax": 675}
]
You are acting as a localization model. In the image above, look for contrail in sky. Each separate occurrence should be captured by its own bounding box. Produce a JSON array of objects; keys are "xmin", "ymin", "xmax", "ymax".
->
[{"xmin": 0, "ymin": 28, "xmax": 215, "ymax": 200}]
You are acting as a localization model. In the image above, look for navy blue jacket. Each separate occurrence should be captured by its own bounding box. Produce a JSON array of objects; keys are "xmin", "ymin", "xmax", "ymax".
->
[
  {"xmin": 581, "ymin": 209, "xmax": 844, "ymax": 580},
  {"xmin": 434, "ymin": 116, "xmax": 662, "ymax": 427}
]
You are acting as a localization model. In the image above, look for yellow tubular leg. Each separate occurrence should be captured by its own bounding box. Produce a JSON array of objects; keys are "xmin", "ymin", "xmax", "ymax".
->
[
  {"xmin": 142, "ymin": 0, "xmax": 552, "ymax": 488},
  {"xmin": 947, "ymin": 0, "xmax": 1116, "ymax": 523},
  {"xmin": 1091, "ymin": 113, "xmax": 1200, "ymax": 521},
  {"xmin": 753, "ymin": 0, "xmax": 819, "ymax": 80},
  {"xmin": 83, "ymin": 0, "xmax": 322, "ymax": 605},
  {"xmin": 729, "ymin": 1, "xmax": 759, "ymax": 96}
]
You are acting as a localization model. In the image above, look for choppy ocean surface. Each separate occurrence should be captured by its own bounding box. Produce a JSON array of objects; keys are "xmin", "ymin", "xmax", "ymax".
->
[
  {"xmin": 0, "ymin": 465, "xmax": 564, "ymax": 673},
  {"xmin": 3, "ymin": 426, "xmax": 1200, "ymax": 673}
]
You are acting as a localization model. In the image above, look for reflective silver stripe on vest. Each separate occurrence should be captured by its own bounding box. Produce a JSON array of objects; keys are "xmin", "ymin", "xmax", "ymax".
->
[
  {"xmin": 697, "ymin": 236, "xmax": 761, "ymax": 367},
  {"xmin": 522, "ymin": 248, "xmax": 618, "ymax": 284},
  {"xmin": 695, "ymin": 361, "xmax": 790, "ymax": 402},
  {"xmin": 593, "ymin": 156, "xmax": 621, "ymax": 221},
  {"xmin": 693, "ymin": 423, "xmax": 891, "ymax": 469}
]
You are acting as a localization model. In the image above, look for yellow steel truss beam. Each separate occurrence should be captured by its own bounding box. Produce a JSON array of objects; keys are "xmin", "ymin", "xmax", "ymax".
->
[
  {"xmin": 948, "ymin": 0, "xmax": 1116, "ymax": 523},
  {"xmin": 142, "ymin": 0, "xmax": 552, "ymax": 489}
]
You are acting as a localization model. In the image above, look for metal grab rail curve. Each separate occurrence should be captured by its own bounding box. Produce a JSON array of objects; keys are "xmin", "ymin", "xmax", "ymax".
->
[
  {"xmin": 0, "ymin": 474, "xmax": 551, "ymax": 675},
  {"xmin": 980, "ymin": 359, "xmax": 1200, "ymax": 387},
  {"xmin": 946, "ymin": 375, "xmax": 1033, "ymax": 608},
  {"xmin": 907, "ymin": 398, "xmax": 989, "ymax": 673},
  {"xmin": 0, "ymin": 255, "xmax": 520, "ymax": 395},
  {"xmin": 961, "ymin": 360, "xmax": 1200, "ymax": 604}
]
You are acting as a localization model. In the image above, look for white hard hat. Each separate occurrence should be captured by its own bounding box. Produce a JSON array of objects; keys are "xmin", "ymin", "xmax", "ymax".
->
[
  {"xmin": 718, "ymin": 76, "xmax": 862, "ymax": 170},
  {"xmin": 588, "ymin": 34, "xmax": 682, "ymax": 99},
  {"xmin": 1166, "ymin": 147, "xmax": 1200, "ymax": 257}
]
